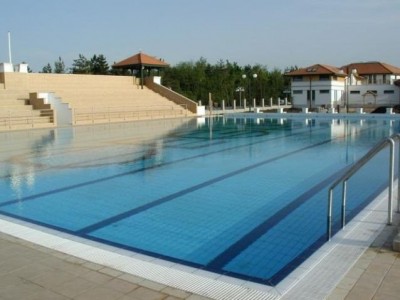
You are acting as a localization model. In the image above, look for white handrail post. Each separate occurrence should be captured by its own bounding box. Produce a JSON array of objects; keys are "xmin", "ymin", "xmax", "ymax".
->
[
  {"xmin": 396, "ymin": 134, "xmax": 400, "ymax": 213},
  {"xmin": 341, "ymin": 180, "xmax": 347, "ymax": 228},
  {"xmin": 327, "ymin": 188, "xmax": 333, "ymax": 240},
  {"xmin": 388, "ymin": 138, "xmax": 395, "ymax": 225}
]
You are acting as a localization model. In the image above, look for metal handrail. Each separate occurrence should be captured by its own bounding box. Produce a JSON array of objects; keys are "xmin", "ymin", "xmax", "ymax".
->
[
  {"xmin": 0, "ymin": 109, "xmax": 54, "ymax": 129},
  {"xmin": 327, "ymin": 134, "xmax": 400, "ymax": 240}
]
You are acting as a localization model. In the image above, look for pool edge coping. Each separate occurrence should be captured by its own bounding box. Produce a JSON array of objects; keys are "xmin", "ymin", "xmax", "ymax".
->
[{"xmin": 0, "ymin": 184, "xmax": 396, "ymax": 300}]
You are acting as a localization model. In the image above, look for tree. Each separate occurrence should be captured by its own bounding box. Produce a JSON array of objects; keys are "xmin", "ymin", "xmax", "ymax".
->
[
  {"xmin": 162, "ymin": 58, "xmax": 287, "ymax": 105},
  {"xmin": 54, "ymin": 57, "xmax": 66, "ymax": 73},
  {"xmin": 71, "ymin": 54, "xmax": 91, "ymax": 74},
  {"xmin": 41, "ymin": 63, "xmax": 52, "ymax": 73},
  {"xmin": 90, "ymin": 54, "xmax": 109, "ymax": 75}
]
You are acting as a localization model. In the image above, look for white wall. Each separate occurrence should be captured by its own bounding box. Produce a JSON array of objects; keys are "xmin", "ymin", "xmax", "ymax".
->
[
  {"xmin": 291, "ymin": 80, "xmax": 345, "ymax": 108},
  {"xmin": 38, "ymin": 92, "xmax": 73, "ymax": 125},
  {"xmin": 0, "ymin": 63, "xmax": 14, "ymax": 72},
  {"xmin": 347, "ymin": 84, "xmax": 400, "ymax": 106}
]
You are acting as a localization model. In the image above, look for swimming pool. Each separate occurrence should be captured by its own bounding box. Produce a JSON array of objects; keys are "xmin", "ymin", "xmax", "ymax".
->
[{"xmin": 0, "ymin": 116, "xmax": 398, "ymax": 286}]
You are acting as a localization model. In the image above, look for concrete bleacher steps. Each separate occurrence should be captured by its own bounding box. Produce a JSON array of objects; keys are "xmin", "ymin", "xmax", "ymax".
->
[
  {"xmin": 0, "ymin": 87, "xmax": 55, "ymax": 131},
  {"xmin": 0, "ymin": 73, "xmax": 196, "ymax": 129}
]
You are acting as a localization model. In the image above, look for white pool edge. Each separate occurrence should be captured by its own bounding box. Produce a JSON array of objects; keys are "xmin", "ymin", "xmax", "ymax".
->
[{"xmin": 0, "ymin": 186, "xmax": 395, "ymax": 300}]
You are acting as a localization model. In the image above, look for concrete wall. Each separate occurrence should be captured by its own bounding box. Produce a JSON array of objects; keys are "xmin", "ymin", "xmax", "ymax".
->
[
  {"xmin": 1, "ymin": 72, "xmax": 137, "ymax": 91},
  {"xmin": 291, "ymin": 79, "xmax": 345, "ymax": 108},
  {"xmin": 145, "ymin": 77, "xmax": 198, "ymax": 113}
]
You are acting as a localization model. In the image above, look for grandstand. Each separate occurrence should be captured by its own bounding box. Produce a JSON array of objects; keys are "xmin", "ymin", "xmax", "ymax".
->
[{"xmin": 0, "ymin": 71, "xmax": 197, "ymax": 131}]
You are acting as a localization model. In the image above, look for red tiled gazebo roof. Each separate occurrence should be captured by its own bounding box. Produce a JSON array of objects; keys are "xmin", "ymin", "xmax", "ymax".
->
[{"xmin": 112, "ymin": 52, "xmax": 169, "ymax": 70}]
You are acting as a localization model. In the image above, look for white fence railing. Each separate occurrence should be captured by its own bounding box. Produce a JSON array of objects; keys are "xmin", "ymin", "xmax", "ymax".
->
[
  {"xmin": 0, "ymin": 109, "xmax": 55, "ymax": 130},
  {"xmin": 73, "ymin": 105, "xmax": 188, "ymax": 124}
]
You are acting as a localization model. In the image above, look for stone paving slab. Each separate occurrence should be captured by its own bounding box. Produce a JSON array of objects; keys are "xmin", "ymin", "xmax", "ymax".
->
[
  {"xmin": 1, "ymin": 221, "xmax": 400, "ymax": 300},
  {"xmin": 0, "ymin": 232, "xmax": 212, "ymax": 300},
  {"xmin": 327, "ymin": 219, "xmax": 400, "ymax": 300}
]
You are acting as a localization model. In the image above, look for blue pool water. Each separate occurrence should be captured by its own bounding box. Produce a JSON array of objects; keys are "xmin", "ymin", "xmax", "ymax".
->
[{"xmin": 0, "ymin": 117, "xmax": 398, "ymax": 285}]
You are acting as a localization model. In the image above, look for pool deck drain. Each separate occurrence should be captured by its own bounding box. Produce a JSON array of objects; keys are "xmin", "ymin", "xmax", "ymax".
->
[{"xmin": 0, "ymin": 188, "xmax": 399, "ymax": 300}]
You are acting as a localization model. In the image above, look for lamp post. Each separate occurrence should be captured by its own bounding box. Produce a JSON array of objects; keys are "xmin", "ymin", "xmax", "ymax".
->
[
  {"xmin": 252, "ymin": 73, "xmax": 258, "ymax": 107},
  {"xmin": 236, "ymin": 87, "xmax": 245, "ymax": 108},
  {"xmin": 241, "ymin": 74, "xmax": 247, "ymax": 108}
]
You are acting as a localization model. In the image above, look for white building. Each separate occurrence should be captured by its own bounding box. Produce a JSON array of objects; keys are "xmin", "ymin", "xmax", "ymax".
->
[
  {"xmin": 286, "ymin": 62, "xmax": 400, "ymax": 110},
  {"xmin": 285, "ymin": 64, "xmax": 347, "ymax": 110},
  {"xmin": 341, "ymin": 62, "xmax": 400, "ymax": 108}
]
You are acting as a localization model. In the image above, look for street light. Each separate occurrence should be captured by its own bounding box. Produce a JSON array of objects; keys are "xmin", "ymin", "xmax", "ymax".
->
[
  {"xmin": 235, "ymin": 87, "xmax": 245, "ymax": 107},
  {"xmin": 241, "ymin": 74, "xmax": 247, "ymax": 107},
  {"xmin": 251, "ymin": 73, "xmax": 258, "ymax": 107}
]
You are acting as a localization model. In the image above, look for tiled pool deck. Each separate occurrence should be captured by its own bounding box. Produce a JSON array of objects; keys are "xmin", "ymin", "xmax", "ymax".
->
[
  {"xmin": 0, "ymin": 219, "xmax": 399, "ymax": 300},
  {"xmin": 0, "ymin": 196, "xmax": 399, "ymax": 300}
]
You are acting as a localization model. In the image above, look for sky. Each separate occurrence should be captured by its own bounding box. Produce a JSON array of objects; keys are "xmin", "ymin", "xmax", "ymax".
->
[{"xmin": 1, "ymin": 0, "xmax": 399, "ymax": 72}]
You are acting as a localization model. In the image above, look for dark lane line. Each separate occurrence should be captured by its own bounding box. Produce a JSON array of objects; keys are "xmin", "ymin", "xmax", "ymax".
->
[
  {"xmin": 77, "ymin": 139, "xmax": 332, "ymax": 235},
  {"xmin": 206, "ymin": 165, "xmax": 350, "ymax": 270},
  {"xmin": 0, "ymin": 127, "xmax": 321, "ymax": 207}
]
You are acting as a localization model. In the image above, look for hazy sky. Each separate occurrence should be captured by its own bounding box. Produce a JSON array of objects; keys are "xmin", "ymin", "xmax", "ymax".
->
[{"xmin": 1, "ymin": 0, "xmax": 399, "ymax": 72}]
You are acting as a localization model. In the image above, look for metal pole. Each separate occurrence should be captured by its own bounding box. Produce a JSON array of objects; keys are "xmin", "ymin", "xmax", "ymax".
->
[
  {"xmin": 388, "ymin": 138, "xmax": 395, "ymax": 225},
  {"xmin": 341, "ymin": 180, "xmax": 347, "ymax": 228},
  {"xmin": 327, "ymin": 188, "xmax": 333, "ymax": 240},
  {"xmin": 397, "ymin": 134, "xmax": 400, "ymax": 213}
]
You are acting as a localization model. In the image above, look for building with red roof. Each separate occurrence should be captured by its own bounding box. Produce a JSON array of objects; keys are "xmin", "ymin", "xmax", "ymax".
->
[{"xmin": 286, "ymin": 62, "xmax": 400, "ymax": 110}]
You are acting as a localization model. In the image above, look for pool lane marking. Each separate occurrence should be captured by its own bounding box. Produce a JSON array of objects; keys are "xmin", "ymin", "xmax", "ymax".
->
[
  {"xmin": 205, "ymin": 165, "xmax": 350, "ymax": 270},
  {"xmin": 76, "ymin": 139, "xmax": 332, "ymax": 235},
  {"xmin": 0, "ymin": 126, "xmax": 323, "ymax": 207},
  {"xmin": 0, "ymin": 121, "xmax": 315, "ymax": 180}
]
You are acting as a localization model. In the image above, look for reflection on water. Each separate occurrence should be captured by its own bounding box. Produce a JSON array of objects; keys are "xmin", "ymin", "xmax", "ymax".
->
[
  {"xmin": 0, "ymin": 118, "xmax": 197, "ymax": 199},
  {"xmin": 0, "ymin": 117, "xmax": 398, "ymax": 199}
]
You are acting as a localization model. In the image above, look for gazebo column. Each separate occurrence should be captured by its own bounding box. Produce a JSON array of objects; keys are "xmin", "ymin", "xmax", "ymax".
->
[{"xmin": 140, "ymin": 66, "xmax": 144, "ymax": 89}]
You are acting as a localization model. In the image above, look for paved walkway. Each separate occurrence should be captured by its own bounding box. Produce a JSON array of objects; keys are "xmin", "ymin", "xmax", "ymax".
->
[
  {"xmin": 0, "ymin": 225, "xmax": 399, "ymax": 300},
  {"xmin": 0, "ymin": 232, "xmax": 211, "ymax": 300},
  {"xmin": 327, "ymin": 221, "xmax": 400, "ymax": 300}
]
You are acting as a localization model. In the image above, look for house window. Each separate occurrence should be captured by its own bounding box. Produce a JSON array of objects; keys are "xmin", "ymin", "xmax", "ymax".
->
[
  {"xmin": 350, "ymin": 90, "xmax": 360, "ymax": 94},
  {"xmin": 319, "ymin": 90, "xmax": 330, "ymax": 94},
  {"xmin": 293, "ymin": 76, "xmax": 303, "ymax": 81},
  {"xmin": 319, "ymin": 75, "xmax": 330, "ymax": 81},
  {"xmin": 384, "ymin": 90, "xmax": 395, "ymax": 94},
  {"xmin": 293, "ymin": 90, "xmax": 303, "ymax": 94}
]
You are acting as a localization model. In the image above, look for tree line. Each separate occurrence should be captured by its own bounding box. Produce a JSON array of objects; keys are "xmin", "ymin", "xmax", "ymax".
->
[
  {"xmin": 40, "ymin": 55, "xmax": 296, "ymax": 105},
  {"xmin": 40, "ymin": 54, "xmax": 128, "ymax": 75},
  {"xmin": 162, "ymin": 58, "xmax": 296, "ymax": 106}
]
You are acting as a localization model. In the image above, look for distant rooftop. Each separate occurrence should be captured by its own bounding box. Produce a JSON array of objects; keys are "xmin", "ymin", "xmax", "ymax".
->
[
  {"xmin": 341, "ymin": 61, "xmax": 400, "ymax": 75},
  {"xmin": 285, "ymin": 64, "xmax": 346, "ymax": 76},
  {"xmin": 286, "ymin": 61, "xmax": 400, "ymax": 77}
]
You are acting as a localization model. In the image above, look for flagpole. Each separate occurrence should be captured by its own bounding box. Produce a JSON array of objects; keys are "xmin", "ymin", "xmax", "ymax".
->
[{"xmin": 8, "ymin": 31, "xmax": 12, "ymax": 64}]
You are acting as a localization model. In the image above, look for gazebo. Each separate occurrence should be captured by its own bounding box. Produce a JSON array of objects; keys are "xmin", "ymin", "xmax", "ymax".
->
[{"xmin": 112, "ymin": 52, "xmax": 169, "ymax": 89}]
